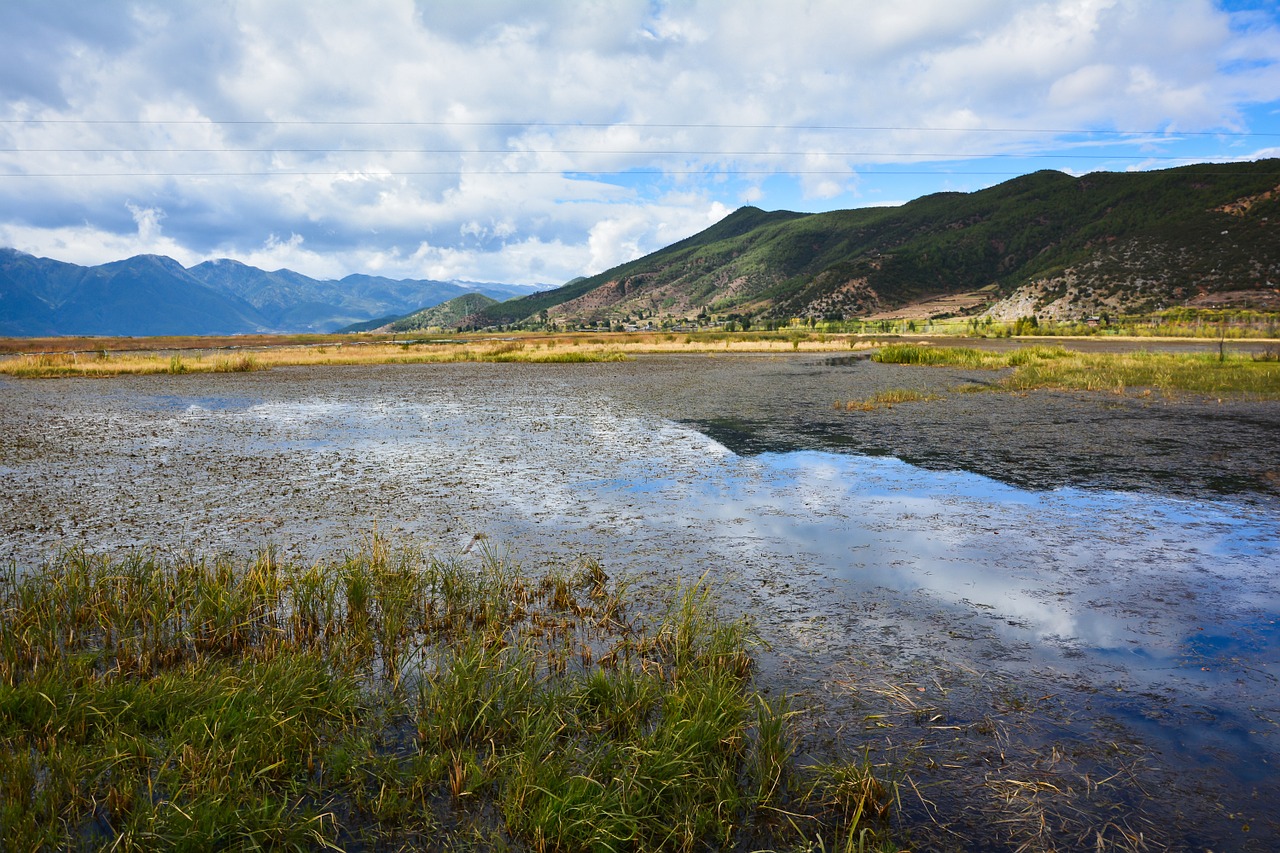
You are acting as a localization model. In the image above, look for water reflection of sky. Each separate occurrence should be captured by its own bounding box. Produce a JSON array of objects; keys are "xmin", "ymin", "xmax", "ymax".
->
[
  {"xmin": 233, "ymin": 395, "xmax": 1280, "ymax": 690},
  {"xmin": 237, "ymin": 393, "xmax": 1279, "ymax": 695},
  {"xmin": 664, "ymin": 451, "xmax": 1269, "ymax": 656}
]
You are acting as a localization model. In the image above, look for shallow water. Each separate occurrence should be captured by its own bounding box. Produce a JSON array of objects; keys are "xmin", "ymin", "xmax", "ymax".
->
[{"xmin": 2, "ymin": 355, "xmax": 1278, "ymax": 849}]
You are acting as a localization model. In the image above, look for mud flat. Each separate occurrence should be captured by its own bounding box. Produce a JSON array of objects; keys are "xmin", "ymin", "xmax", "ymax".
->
[{"xmin": 2, "ymin": 353, "xmax": 1278, "ymax": 850}]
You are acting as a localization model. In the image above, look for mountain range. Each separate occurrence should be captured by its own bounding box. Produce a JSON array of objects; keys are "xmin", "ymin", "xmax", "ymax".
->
[
  {"xmin": 463, "ymin": 159, "xmax": 1280, "ymax": 329},
  {"xmin": 5, "ymin": 160, "xmax": 1278, "ymax": 338},
  {"xmin": 0, "ymin": 250, "xmax": 535, "ymax": 337}
]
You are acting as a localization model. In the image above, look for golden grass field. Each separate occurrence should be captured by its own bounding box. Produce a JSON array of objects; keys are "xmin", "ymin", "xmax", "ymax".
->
[{"xmin": 0, "ymin": 332, "xmax": 877, "ymax": 377}]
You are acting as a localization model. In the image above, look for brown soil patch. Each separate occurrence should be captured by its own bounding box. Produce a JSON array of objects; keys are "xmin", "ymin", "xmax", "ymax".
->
[{"xmin": 861, "ymin": 289, "xmax": 993, "ymax": 321}]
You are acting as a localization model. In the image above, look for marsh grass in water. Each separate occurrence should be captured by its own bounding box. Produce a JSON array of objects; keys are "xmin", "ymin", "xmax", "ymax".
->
[
  {"xmin": 0, "ymin": 333, "xmax": 886, "ymax": 378},
  {"xmin": 0, "ymin": 351, "xmax": 263, "ymax": 378},
  {"xmin": 0, "ymin": 538, "xmax": 900, "ymax": 851},
  {"xmin": 870, "ymin": 343, "xmax": 1280, "ymax": 399},
  {"xmin": 0, "ymin": 343, "xmax": 618, "ymax": 377},
  {"xmin": 835, "ymin": 389, "xmax": 940, "ymax": 411}
]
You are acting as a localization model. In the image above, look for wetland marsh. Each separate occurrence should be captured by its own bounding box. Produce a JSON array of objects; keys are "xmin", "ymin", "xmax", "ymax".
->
[{"xmin": 2, "ymin": 350, "xmax": 1278, "ymax": 850}]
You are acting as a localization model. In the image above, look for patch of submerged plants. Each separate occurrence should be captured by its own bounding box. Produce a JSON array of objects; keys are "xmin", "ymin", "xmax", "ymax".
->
[{"xmin": 0, "ymin": 536, "xmax": 903, "ymax": 852}]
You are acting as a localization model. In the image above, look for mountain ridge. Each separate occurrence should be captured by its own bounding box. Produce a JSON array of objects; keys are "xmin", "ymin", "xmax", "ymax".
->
[
  {"xmin": 0, "ymin": 249, "xmax": 536, "ymax": 336},
  {"xmin": 5, "ymin": 160, "xmax": 1278, "ymax": 337},
  {"xmin": 371, "ymin": 292, "xmax": 500, "ymax": 333},
  {"xmin": 467, "ymin": 160, "xmax": 1280, "ymax": 328}
]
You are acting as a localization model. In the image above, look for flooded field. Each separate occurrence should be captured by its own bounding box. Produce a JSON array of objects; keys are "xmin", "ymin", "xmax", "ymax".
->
[{"xmin": 2, "ymin": 353, "xmax": 1278, "ymax": 850}]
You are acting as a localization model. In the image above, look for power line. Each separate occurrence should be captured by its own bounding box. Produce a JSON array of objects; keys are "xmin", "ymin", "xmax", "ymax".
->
[
  {"xmin": 0, "ymin": 148, "xmax": 1240, "ymax": 160},
  {"xmin": 4, "ymin": 170, "xmax": 1012, "ymax": 177},
  {"xmin": 1, "ymin": 118, "xmax": 1276, "ymax": 137},
  {"xmin": 4, "ymin": 167, "xmax": 1277, "ymax": 179}
]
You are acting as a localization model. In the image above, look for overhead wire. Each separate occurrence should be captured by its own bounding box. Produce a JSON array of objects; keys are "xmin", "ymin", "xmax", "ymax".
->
[
  {"xmin": 0, "ymin": 148, "xmax": 1248, "ymax": 160},
  {"xmin": 1, "ymin": 118, "xmax": 1277, "ymax": 137},
  {"xmin": 0, "ymin": 119, "xmax": 1273, "ymax": 178},
  {"xmin": 7, "ymin": 167, "xmax": 1278, "ymax": 179}
]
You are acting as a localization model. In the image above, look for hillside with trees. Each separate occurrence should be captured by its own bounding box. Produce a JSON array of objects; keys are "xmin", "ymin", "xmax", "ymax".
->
[
  {"xmin": 467, "ymin": 160, "xmax": 1280, "ymax": 329},
  {"xmin": 376, "ymin": 292, "xmax": 499, "ymax": 333}
]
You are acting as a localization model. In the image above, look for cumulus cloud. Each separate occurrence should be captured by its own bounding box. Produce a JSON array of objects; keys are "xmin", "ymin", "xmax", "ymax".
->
[
  {"xmin": 0, "ymin": 0, "xmax": 1277, "ymax": 281},
  {"xmin": 0, "ymin": 201, "xmax": 198, "ymax": 268}
]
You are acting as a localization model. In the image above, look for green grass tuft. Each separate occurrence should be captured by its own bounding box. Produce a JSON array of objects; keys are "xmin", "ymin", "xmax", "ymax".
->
[
  {"xmin": 872, "ymin": 343, "xmax": 994, "ymax": 367},
  {"xmin": 836, "ymin": 388, "xmax": 940, "ymax": 411},
  {"xmin": 0, "ymin": 538, "xmax": 898, "ymax": 851}
]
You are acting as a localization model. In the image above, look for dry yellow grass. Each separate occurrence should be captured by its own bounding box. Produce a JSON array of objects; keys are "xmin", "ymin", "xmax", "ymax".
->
[
  {"xmin": 0, "ymin": 350, "xmax": 267, "ymax": 377},
  {"xmin": 0, "ymin": 333, "xmax": 880, "ymax": 377}
]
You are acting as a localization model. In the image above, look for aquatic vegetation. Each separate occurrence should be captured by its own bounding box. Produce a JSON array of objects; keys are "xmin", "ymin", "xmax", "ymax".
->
[
  {"xmin": 0, "ymin": 331, "xmax": 894, "ymax": 378},
  {"xmin": 0, "ymin": 350, "xmax": 264, "ymax": 377},
  {"xmin": 211, "ymin": 354, "xmax": 260, "ymax": 372},
  {"xmin": 872, "ymin": 344, "xmax": 997, "ymax": 368},
  {"xmin": 0, "ymin": 342, "xmax": 627, "ymax": 377},
  {"xmin": 1002, "ymin": 348, "xmax": 1280, "ymax": 397},
  {"xmin": 870, "ymin": 343, "xmax": 1280, "ymax": 399},
  {"xmin": 836, "ymin": 389, "xmax": 940, "ymax": 411},
  {"xmin": 0, "ymin": 538, "xmax": 898, "ymax": 851}
]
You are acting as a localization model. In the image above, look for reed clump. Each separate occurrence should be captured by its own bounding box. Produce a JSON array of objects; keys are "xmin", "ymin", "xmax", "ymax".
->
[
  {"xmin": 0, "ymin": 538, "xmax": 899, "ymax": 851},
  {"xmin": 0, "ymin": 350, "xmax": 263, "ymax": 378},
  {"xmin": 836, "ymin": 389, "xmax": 939, "ymax": 411},
  {"xmin": 211, "ymin": 354, "xmax": 260, "ymax": 372},
  {"xmin": 872, "ymin": 344, "xmax": 997, "ymax": 368}
]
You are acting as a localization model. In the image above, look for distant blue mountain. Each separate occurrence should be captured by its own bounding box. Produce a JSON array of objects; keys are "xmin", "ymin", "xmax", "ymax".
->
[{"xmin": 0, "ymin": 248, "xmax": 536, "ymax": 336}]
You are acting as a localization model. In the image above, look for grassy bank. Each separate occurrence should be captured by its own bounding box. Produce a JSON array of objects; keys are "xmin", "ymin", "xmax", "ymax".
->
[
  {"xmin": 0, "ymin": 331, "xmax": 897, "ymax": 378},
  {"xmin": 8, "ymin": 329, "xmax": 1280, "ymax": 380},
  {"xmin": 0, "ymin": 341, "xmax": 632, "ymax": 378},
  {"xmin": 865, "ymin": 344, "xmax": 1280, "ymax": 400},
  {"xmin": 0, "ymin": 538, "xmax": 899, "ymax": 851}
]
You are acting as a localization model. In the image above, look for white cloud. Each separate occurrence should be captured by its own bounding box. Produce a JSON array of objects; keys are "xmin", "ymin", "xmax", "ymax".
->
[
  {"xmin": 587, "ymin": 215, "xmax": 648, "ymax": 275},
  {"xmin": 0, "ymin": 0, "xmax": 1277, "ymax": 282},
  {"xmin": 0, "ymin": 209, "xmax": 198, "ymax": 269},
  {"xmin": 125, "ymin": 202, "xmax": 164, "ymax": 243}
]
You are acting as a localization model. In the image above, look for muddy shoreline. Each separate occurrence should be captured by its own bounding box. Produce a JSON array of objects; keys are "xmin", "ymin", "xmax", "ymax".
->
[{"xmin": 2, "ymin": 354, "xmax": 1277, "ymax": 850}]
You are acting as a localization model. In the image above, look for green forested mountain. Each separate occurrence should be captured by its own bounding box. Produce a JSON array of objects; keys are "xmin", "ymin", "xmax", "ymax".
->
[
  {"xmin": 472, "ymin": 160, "xmax": 1280, "ymax": 327},
  {"xmin": 377, "ymin": 292, "xmax": 499, "ymax": 332}
]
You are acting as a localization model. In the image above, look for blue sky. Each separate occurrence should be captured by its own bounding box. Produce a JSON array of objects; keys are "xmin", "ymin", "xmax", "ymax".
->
[{"xmin": 1, "ymin": 0, "xmax": 1278, "ymax": 285}]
